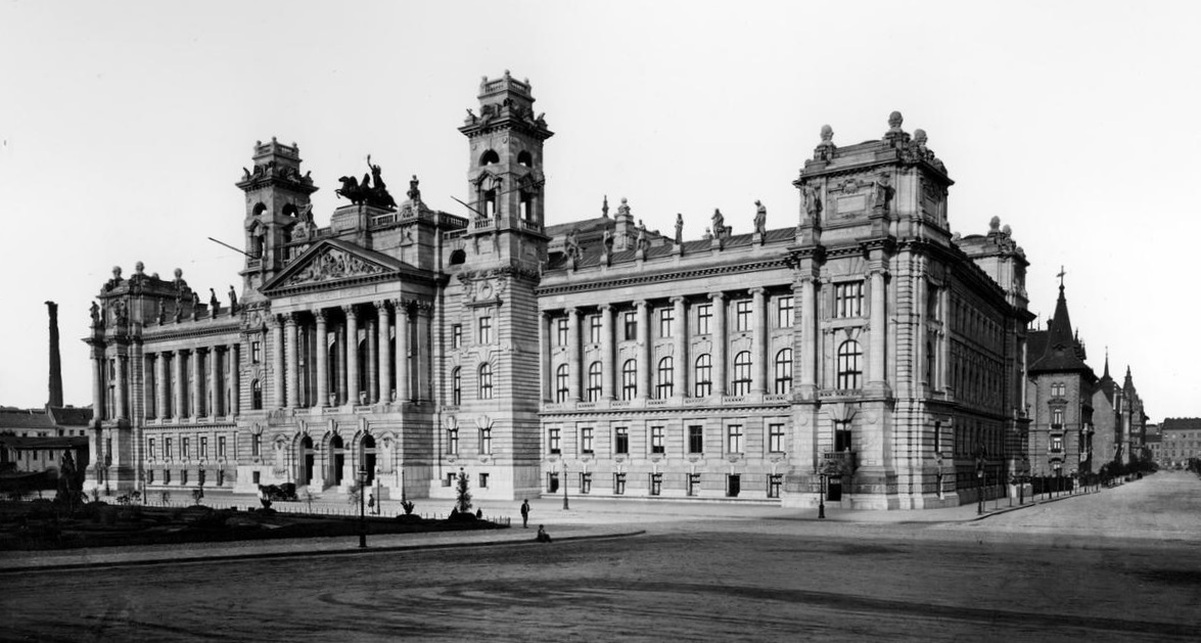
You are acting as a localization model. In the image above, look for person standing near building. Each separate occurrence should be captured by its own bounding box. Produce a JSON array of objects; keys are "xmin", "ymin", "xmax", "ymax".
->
[{"xmin": 520, "ymin": 499, "xmax": 530, "ymax": 528}]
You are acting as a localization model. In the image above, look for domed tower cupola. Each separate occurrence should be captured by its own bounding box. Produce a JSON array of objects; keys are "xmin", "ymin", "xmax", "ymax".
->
[
  {"xmin": 459, "ymin": 71, "xmax": 554, "ymax": 234},
  {"xmin": 235, "ymin": 137, "xmax": 318, "ymax": 299}
]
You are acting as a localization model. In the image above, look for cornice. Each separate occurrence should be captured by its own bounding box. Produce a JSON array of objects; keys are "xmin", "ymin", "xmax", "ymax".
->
[{"xmin": 538, "ymin": 258, "xmax": 790, "ymax": 296}]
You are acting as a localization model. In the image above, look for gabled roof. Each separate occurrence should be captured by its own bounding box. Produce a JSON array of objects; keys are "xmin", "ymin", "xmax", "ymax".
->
[
  {"xmin": 47, "ymin": 407, "xmax": 92, "ymax": 427},
  {"xmin": 261, "ymin": 238, "xmax": 427, "ymax": 294},
  {"xmin": 1029, "ymin": 283, "xmax": 1093, "ymax": 377},
  {"xmin": 0, "ymin": 409, "xmax": 55, "ymax": 430}
]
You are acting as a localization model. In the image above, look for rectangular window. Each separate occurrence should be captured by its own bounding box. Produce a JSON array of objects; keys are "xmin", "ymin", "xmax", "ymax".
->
[
  {"xmin": 768, "ymin": 423, "xmax": 785, "ymax": 453},
  {"xmin": 251, "ymin": 341, "xmax": 262, "ymax": 364},
  {"xmin": 447, "ymin": 428, "xmax": 459, "ymax": 455},
  {"xmin": 147, "ymin": 469, "xmax": 154, "ymax": 485},
  {"xmin": 200, "ymin": 436, "xmax": 208, "ymax": 460},
  {"xmin": 659, "ymin": 308, "xmax": 674, "ymax": 338},
  {"xmin": 251, "ymin": 434, "xmax": 261, "ymax": 457},
  {"xmin": 182, "ymin": 437, "xmax": 190, "ymax": 460},
  {"xmin": 548, "ymin": 427, "xmax": 561, "ymax": 454},
  {"xmin": 934, "ymin": 421, "xmax": 941, "ymax": 454},
  {"xmin": 727, "ymin": 424, "xmax": 744, "ymax": 454},
  {"xmin": 834, "ymin": 424, "xmax": 852, "ymax": 452},
  {"xmin": 614, "ymin": 472, "xmax": 626, "ymax": 495},
  {"xmin": 452, "ymin": 324, "xmax": 462, "ymax": 349},
  {"xmin": 688, "ymin": 425, "xmax": 704, "ymax": 454},
  {"xmin": 1052, "ymin": 408, "xmax": 1064, "ymax": 426},
  {"xmin": 556, "ymin": 317, "xmax": 568, "ymax": 345},
  {"xmin": 480, "ymin": 427, "xmax": 492, "ymax": 455},
  {"xmin": 776, "ymin": 296, "xmax": 794, "ymax": 328},
  {"xmin": 148, "ymin": 438, "xmax": 156, "ymax": 461},
  {"xmin": 624, "ymin": 311, "xmax": 637, "ymax": 341},
  {"xmin": 218, "ymin": 436, "xmax": 226, "ymax": 458},
  {"xmin": 649, "ymin": 472, "xmax": 662, "ymax": 496},
  {"xmin": 580, "ymin": 472, "xmax": 592, "ymax": 494},
  {"xmin": 1050, "ymin": 435, "xmax": 1064, "ymax": 453},
  {"xmin": 198, "ymin": 470, "xmax": 206, "ymax": 486},
  {"xmin": 589, "ymin": 315, "xmax": 602, "ymax": 344},
  {"xmin": 768, "ymin": 474, "xmax": 782, "ymax": 499},
  {"xmin": 165, "ymin": 438, "xmax": 173, "ymax": 461},
  {"xmin": 727, "ymin": 473, "xmax": 741, "ymax": 498},
  {"xmin": 479, "ymin": 473, "xmax": 489, "ymax": 488},
  {"xmin": 166, "ymin": 469, "xmax": 173, "ymax": 485},
  {"xmin": 687, "ymin": 473, "xmax": 701, "ymax": 496},
  {"xmin": 580, "ymin": 427, "xmax": 594, "ymax": 455},
  {"xmin": 650, "ymin": 426, "xmax": 665, "ymax": 454},
  {"xmin": 251, "ymin": 471, "xmax": 259, "ymax": 484},
  {"xmin": 696, "ymin": 304, "xmax": 712, "ymax": 335},
  {"xmin": 615, "ymin": 427, "xmax": 629, "ymax": 455},
  {"xmin": 735, "ymin": 300, "xmax": 752, "ymax": 332},
  {"xmin": 835, "ymin": 282, "xmax": 864, "ymax": 318},
  {"xmin": 479, "ymin": 316, "xmax": 493, "ymax": 345},
  {"xmin": 181, "ymin": 470, "xmax": 189, "ymax": 485}
]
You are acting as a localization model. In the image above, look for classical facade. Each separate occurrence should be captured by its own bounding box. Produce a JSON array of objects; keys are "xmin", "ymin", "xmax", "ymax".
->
[{"xmin": 84, "ymin": 73, "xmax": 1037, "ymax": 510}]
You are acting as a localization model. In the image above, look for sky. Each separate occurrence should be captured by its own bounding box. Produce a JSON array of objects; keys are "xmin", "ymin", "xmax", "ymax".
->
[{"xmin": 1, "ymin": 1, "xmax": 1198, "ymax": 420}]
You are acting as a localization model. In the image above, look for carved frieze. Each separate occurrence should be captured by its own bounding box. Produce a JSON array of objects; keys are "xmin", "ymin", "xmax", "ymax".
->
[{"xmin": 284, "ymin": 248, "xmax": 387, "ymax": 286}]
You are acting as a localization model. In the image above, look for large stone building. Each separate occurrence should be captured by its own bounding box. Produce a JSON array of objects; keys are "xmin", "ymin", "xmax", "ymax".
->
[{"xmin": 85, "ymin": 73, "xmax": 1037, "ymax": 510}]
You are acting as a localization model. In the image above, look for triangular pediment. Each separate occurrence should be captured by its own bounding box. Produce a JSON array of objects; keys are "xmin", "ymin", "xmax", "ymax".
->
[{"xmin": 263, "ymin": 240, "xmax": 410, "ymax": 292}]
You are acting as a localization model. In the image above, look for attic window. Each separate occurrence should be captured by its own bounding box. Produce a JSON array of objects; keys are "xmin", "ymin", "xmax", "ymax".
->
[{"xmin": 480, "ymin": 149, "xmax": 500, "ymax": 166}]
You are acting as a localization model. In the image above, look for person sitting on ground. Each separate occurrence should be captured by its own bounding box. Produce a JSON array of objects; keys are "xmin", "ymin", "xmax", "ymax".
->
[{"xmin": 536, "ymin": 524, "xmax": 552, "ymax": 543}]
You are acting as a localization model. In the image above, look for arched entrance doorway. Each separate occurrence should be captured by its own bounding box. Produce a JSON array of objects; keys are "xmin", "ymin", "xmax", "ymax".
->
[
  {"xmin": 329, "ymin": 434, "xmax": 345, "ymax": 486},
  {"xmin": 297, "ymin": 435, "xmax": 315, "ymax": 485},
  {"xmin": 361, "ymin": 435, "xmax": 376, "ymax": 485}
]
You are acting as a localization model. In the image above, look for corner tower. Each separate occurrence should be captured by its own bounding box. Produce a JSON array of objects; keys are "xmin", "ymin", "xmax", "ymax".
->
[{"xmin": 236, "ymin": 138, "xmax": 318, "ymax": 301}]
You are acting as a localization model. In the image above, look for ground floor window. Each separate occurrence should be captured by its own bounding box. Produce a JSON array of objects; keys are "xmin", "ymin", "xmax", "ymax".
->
[
  {"xmin": 614, "ymin": 472, "xmax": 626, "ymax": 495},
  {"xmin": 727, "ymin": 473, "xmax": 741, "ymax": 497},
  {"xmin": 580, "ymin": 472, "xmax": 591, "ymax": 494},
  {"xmin": 768, "ymin": 474, "xmax": 782, "ymax": 498},
  {"xmin": 687, "ymin": 473, "xmax": 701, "ymax": 496},
  {"xmin": 649, "ymin": 472, "xmax": 663, "ymax": 496},
  {"xmin": 444, "ymin": 473, "xmax": 455, "ymax": 487},
  {"xmin": 479, "ymin": 473, "xmax": 489, "ymax": 488},
  {"xmin": 147, "ymin": 470, "xmax": 155, "ymax": 485},
  {"xmin": 548, "ymin": 472, "xmax": 559, "ymax": 493},
  {"xmin": 198, "ymin": 470, "xmax": 206, "ymax": 486},
  {"xmin": 164, "ymin": 470, "xmax": 171, "ymax": 485},
  {"xmin": 181, "ymin": 470, "xmax": 189, "ymax": 485},
  {"xmin": 251, "ymin": 471, "xmax": 259, "ymax": 484},
  {"xmin": 217, "ymin": 470, "xmax": 225, "ymax": 486}
]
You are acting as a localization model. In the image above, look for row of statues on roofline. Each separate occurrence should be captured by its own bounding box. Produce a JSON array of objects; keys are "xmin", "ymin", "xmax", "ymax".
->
[{"xmin": 90, "ymin": 284, "xmax": 240, "ymax": 328}]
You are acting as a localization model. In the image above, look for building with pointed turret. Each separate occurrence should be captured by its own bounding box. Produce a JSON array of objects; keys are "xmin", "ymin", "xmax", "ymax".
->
[{"xmin": 83, "ymin": 74, "xmax": 1042, "ymax": 510}]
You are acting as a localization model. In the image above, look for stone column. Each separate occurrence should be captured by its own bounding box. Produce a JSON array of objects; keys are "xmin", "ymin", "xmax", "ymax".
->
[
  {"xmin": 143, "ymin": 353, "xmax": 154, "ymax": 420},
  {"xmin": 940, "ymin": 288, "xmax": 951, "ymax": 394},
  {"xmin": 230, "ymin": 343, "xmax": 241, "ymax": 416},
  {"xmin": 114, "ymin": 349, "xmax": 127, "ymax": 420},
  {"xmin": 566, "ymin": 308, "xmax": 581, "ymax": 401},
  {"xmin": 345, "ymin": 305, "xmax": 360, "ymax": 405},
  {"xmin": 90, "ymin": 345, "xmax": 104, "ymax": 425},
  {"xmin": 798, "ymin": 279, "xmax": 817, "ymax": 393},
  {"xmin": 635, "ymin": 300, "xmax": 649, "ymax": 399},
  {"xmin": 539, "ymin": 312, "xmax": 552, "ymax": 401},
  {"xmin": 157, "ymin": 352, "xmax": 170, "ymax": 420},
  {"xmin": 271, "ymin": 316, "xmax": 285, "ymax": 409},
  {"xmin": 337, "ymin": 317, "xmax": 347, "ymax": 405},
  {"xmin": 315, "ymin": 310, "xmax": 329, "ymax": 407},
  {"xmin": 671, "ymin": 297, "xmax": 686, "ymax": 398},
  {"xmin": 191, "ymin": 347, "xmax": 204, "ymax": 418},
  {"xmin": 174, "ymin": 349, "xmax": 186, "ymax": 421},
  {"xmin": 210, "ymin": 347, "xmax": 222, "ymax": 417},
  {"xmin": 376, "ymin": 302, "xmax": 391, "ymax": 404},
  {"xmin": 868, "ymin": 265, "xmax": 887, "ymax": 387},
  {"xmin": 599, "ymin": 304, "xmax": 614, "ymax": 400},
  {"xmin": 751, "ymin": 287, "xmax": 766, "ymax": 395},
  {"xmin": 286, "ymin": 314, "xmax": 300, "ymax": 409},
  {"xmin": 395, "ymin": 301, "xmax": 409, "ymax": 402},
  {"xmin": 366, "ymin": 315, "xmax": 378, "ymax": 404},
  {"xmin": 415, "ymin": 304, "xmax": 432, "ymax": 401},
  {"xmin": 710, "ymin": 292, "xmax": 726, "ymax": 396}
]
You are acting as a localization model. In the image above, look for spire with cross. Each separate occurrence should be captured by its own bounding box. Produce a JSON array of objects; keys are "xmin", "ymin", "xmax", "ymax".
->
[{"xmin": 1057, "ymin": 265, "xmax": 1066, "ymax": 288}]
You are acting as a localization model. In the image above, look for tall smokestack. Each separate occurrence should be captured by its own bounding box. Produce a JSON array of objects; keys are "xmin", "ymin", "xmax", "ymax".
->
[{"xmin": 45, "ymin": 301, "xmax": 63, "ymax": 408}]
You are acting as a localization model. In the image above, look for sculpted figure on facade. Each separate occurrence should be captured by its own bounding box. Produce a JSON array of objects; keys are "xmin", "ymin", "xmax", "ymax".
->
[
  {"xmin": 711, "ymin": 209, "xmax": 726, "ymax": 239},
  {"xmin": 90, "ymin": 301, "xmax": 101, "ymax": 327},
  {"xmin": 674, "ymin": 213, "xmax": 683, "ymax": 245},
  {"xmin": 802, "ymin": 183, "xmax": 823, "ymax": 223},
  {"xmin": 872, "ymin": 173, "xmax": 893, "ymax": 212},
  {"xmin": 814, "ymin": 124, "xmax": 836, "ymax": 161},
  {"xmin": 209, "ymin": 288, "xmax": 220, "ymax": 317},
  {"xmin": 754, "ymin": 200, "xmax": 767, "ymax": 235}
]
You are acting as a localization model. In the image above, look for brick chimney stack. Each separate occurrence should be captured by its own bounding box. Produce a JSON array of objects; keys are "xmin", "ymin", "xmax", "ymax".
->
[{"xmin": 45, "ymin": 301, "xmax": 63, "ymax": 408}]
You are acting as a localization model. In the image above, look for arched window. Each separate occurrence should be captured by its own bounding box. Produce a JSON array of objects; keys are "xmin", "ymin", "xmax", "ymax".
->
[
  {"xmin": 479, "ymin": 149, "xmax": 500, "ymax": 166},
  {"xmin": 836, "ymin": 340, "xmax": 863, "ymax": 390},
  {"xmin": 732, "ymin": 351, "xmax": 752, "ymax": 396},
  {"xmin": 478, "ymin": 363, "xmax": 493, "ymax": 400},
  {"xmin": 586, "ymin": 362, "xmax": 602, "ymax": 402},
  {"xmin": 694, "ymin": 354, "xmax": 712, "ymax": 397},
  {"xmin": 774, "ymin": 348, "xmax": 793, "ymax": 395},
  {"xmin": 555, "ymin": 364, "xmax": 570, "ymax": 403},
  {"xmin": 621, "ymin": 359, "xmax": 637, "ymax": 401},
  {"xmin": 451, "ymin": 367, "xmax": 461, "ymax": 406},
  {"xmin": 517, "ymin": 150, "xmax": 532, "ymax": 167},
  {"xmin": 251, "ymin": 379, "xmax": 263, "ymax": 410},
  {"xmin": 656, "ymin": 357, "xmax": 673, "ymax": 399}
]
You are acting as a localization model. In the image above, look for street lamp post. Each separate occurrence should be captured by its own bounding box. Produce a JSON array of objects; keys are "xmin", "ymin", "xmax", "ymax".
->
[
  {"xmin": 358, "ymin": 467, "xmax": 367, "ymax": 549},
  {"xmin": 818, "ymin": 472, "xmax": 826, "ymax": 520},
  {"xmin": 562, "ymin": 460, "xmax": 569, "ymax": 510},
  {"xmin": 976, "ymin": 456, "xmax": 985, "ymax": 516}
]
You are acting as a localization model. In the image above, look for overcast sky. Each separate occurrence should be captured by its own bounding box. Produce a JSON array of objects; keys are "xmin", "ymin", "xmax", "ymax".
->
[{"xmin": 1, "ymin": 1, "xmax": 1198, "ymax": 420}]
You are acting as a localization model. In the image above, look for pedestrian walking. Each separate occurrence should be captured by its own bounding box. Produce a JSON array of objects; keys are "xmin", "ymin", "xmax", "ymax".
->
[{"xmin": 520, "ymin": 499, "xmax": 530, "ymax": 528}]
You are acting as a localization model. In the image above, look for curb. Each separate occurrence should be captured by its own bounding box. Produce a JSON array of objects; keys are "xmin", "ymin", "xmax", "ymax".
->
[
  {"xmin": 971, "ymin": 490, "xmax": 1093, "ymax": 522},
  {"xmin": 0, "ymin": 529, "xmax": 646, "ymax": 574}
]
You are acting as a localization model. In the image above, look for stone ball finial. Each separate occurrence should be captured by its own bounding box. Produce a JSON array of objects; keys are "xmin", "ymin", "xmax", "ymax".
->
[
  {"xmin": 1002, "ymin": 224, "xmax": 1012, "ymax": 236},
  {"xmin": 913, "ymin": 128, "xmax": 928, "ymax": 145},
  {"xmin": 112, "ymin": 266, "xmax": 122, "ymax": 279},
  {"xmin": 135, "ymin": 261, "xmax": 145, "ymax": 274},
  {"xmin": 504, "ymin": 69, "xmax": 511, "ymax": 76},
  {"xmin": 174, "ymin": 267, "xmax": 183, "ymax": 279},
  {"xmin": 888, "ymin": 111, "xmax": 903, "ymax": 129},
  {"xmin": 621, "ymin": 197, "xmax": 628, "ymax": 205},
  {"xmin": 989, "ymin": 215, "xmax": 1001, "ymax": 232},
  {"xmin": 820, "ymin": 124, "xmax": 833, "ymax": 143}
]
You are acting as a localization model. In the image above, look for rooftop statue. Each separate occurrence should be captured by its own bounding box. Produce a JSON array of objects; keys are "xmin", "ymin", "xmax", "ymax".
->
[
  {"xmin": 336, "ymin": 155, "xmax": 398, "ymax": 210},
  {"xmin": 754, "ymin": 200, "xmax": 767, "ymax": 235}
]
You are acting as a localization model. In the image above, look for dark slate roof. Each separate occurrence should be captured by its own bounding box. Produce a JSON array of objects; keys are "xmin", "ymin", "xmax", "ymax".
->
[
  {"xmin": 545, "ymin": 216, "xmax": 614, "ymax": 238},
  {"xmin": 0, "ymin": 410, "xmax": 55, "ymax": 430},
  {"xmin": 1162, "ymin": 418, "xmax": 1201, "ymax": 433},
  {"xmin": 0, "ymin": 436, "xmax": 88, "ymax": 450},
  {"xmin": 47, "ymin": 407, "xmax": 92, "ymax": 427},
  {"xmin": 1029, "ymin": 284, "xmax": 1093, "ymax": 376}
]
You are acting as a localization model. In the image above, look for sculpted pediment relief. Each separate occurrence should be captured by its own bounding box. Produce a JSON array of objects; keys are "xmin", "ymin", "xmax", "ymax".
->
[{"xmin": 284, "ymin": 246, "xmax": 388, "ymax": 286}]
